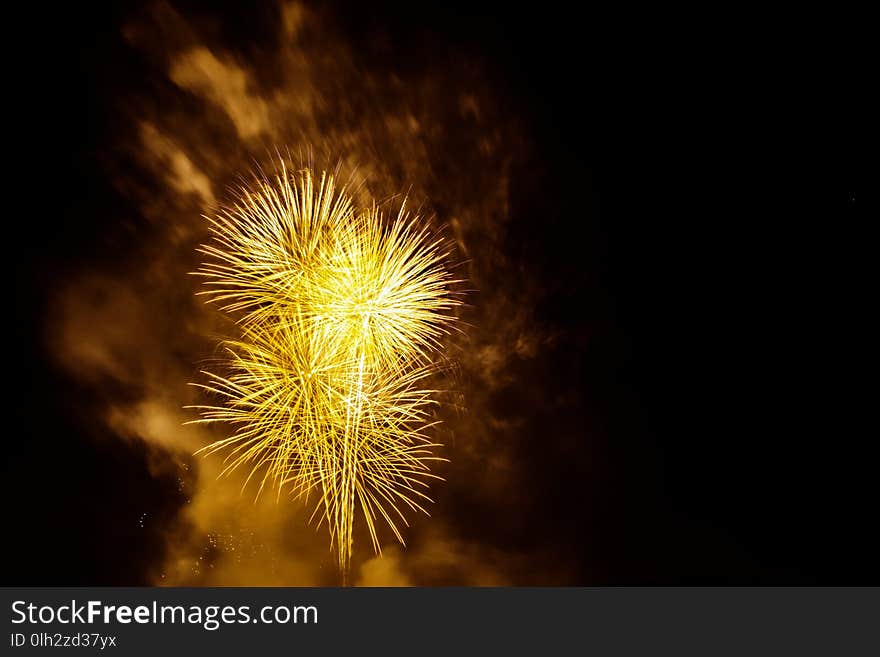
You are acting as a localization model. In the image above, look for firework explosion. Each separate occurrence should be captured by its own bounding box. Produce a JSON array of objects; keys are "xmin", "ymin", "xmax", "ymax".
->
[{"xmin": 188, "ymin": 163, "xmax": 462, "ymax": 578}]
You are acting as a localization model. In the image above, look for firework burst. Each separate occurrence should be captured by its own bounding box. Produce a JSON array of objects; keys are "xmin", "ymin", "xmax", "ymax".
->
[{"xmin": 188, "ymin": 163, "xmax": 462, "ymax": 577}]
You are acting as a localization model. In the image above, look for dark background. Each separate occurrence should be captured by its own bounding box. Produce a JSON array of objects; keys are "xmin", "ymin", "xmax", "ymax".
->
[{"xmin": 7, "ymin": 1, "xmax": 874, "ymax": 584}]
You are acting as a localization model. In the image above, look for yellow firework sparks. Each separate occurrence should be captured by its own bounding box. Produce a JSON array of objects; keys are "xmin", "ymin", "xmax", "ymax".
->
[{"xmin": 188, "ymin": 163, "xmax": 461, "ymax": 577}]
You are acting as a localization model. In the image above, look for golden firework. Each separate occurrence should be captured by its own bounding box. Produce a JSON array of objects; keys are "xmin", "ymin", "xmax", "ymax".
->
[{"xmin": 188, "ymin": 163, "xmax": 461, "ymax": 577}]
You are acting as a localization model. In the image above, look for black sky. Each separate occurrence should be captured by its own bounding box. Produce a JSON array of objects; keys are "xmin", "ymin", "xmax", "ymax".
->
[{"xmin": 6, "ymin": 1, "xmax": 875, "ymax": 584}]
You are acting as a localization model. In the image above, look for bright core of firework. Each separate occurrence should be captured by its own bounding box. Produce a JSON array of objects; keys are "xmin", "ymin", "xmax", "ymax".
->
[{"xmin": 188, "ymin": 163, "xmax": 462, "ymax": 577}]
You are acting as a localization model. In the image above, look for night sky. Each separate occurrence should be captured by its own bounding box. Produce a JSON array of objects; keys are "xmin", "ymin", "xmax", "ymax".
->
[{"xmin": 6, "ymin": 1, "xmax": 874, "ymax": 584}]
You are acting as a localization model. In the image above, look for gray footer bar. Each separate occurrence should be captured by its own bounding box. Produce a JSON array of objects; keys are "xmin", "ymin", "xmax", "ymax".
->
[{"xmin": 2, "ymin": 588, "xmax": 878, "ymax": 655}]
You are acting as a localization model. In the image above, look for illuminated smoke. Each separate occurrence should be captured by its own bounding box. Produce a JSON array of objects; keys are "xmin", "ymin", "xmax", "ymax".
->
[{"xmin": 50, "ymin": 0, "xmax": 555, "ymax": 585}]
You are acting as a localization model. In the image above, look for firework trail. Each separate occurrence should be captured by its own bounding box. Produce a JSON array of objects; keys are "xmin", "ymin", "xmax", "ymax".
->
[{"xmin": 188, "ymin": 162, "xmax": 462, "ymax": 578}]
